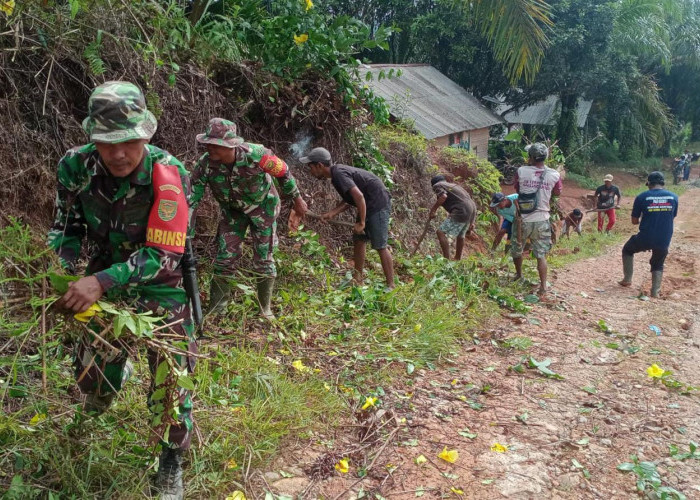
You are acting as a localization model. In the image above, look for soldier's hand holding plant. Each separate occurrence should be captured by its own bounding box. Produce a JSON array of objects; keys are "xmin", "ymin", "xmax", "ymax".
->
[{"xmin": 57, "ymin": 275, "xmax": 104, "ymax": 313}]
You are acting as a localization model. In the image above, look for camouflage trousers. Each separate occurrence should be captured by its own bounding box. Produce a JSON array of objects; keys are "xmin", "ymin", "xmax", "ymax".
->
[
  {"xmin": 74, "ymin": 288, "xmax": 197, "ymax": 450},
  {"xmin": 215, "ymin": 200, "xmax": 280, "ymax": 278}
]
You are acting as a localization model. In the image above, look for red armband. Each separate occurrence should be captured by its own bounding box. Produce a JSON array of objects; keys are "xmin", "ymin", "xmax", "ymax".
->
[
  {"xmin": 259, "ymin": 154, "xmax": 288, "ymax": 177},
  {"xmin": 145, "ymin": 163, "xmax": 188, "ymax": 254}
]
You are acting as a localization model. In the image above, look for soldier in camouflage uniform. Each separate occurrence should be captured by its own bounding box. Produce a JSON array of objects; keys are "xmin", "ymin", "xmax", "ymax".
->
[
  {"xmin": 190, "ymin": 118, "xmax": 308, "ymax": 319},
  {"xmin": 48, "ymin": 81, "xmax": 194, "ymax": 500}
]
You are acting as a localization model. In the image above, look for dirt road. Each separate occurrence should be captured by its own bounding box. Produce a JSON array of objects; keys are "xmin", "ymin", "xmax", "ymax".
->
[{"xmin": 261, "ymin": 185, "xmax": 700, "ymax": 499}]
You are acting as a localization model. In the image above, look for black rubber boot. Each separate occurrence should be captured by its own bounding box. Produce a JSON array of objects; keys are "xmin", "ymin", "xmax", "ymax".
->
[
  {"xmin": 257, "ymin": 276, "xmax": 276, "ymax": 320},
  {"xmin": 157, "ymin": 447, "xmax": 184, "ymax": 500},
  {"xmin": 83, "ymin": 392, "xmax": 115, "ymax": 416},
  {"xmin": 620, "ymin": 254, "xmax": 634, "ymax": 285},
  {"xmin": 651, "ymin": 271, "xmax": 663, "ymax": 298}
]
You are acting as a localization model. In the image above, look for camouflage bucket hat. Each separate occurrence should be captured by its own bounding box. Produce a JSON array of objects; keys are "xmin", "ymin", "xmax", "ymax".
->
[
  {"xmin": 196, "ymin": 118, "xmax": 244, "ymax": 148},
  {"xmin": 82, "ymin": 81, "xmax": 157, "ymax": 144}
]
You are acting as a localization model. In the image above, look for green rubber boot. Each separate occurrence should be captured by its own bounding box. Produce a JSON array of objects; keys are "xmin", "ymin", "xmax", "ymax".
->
[
  {"xmin": 207, "ymin": 275, "xmax": 231, "ymax": 315},
  {"xmin": 257, "ymin": 276, "xmax": 276, "ymax": 320},
  {"xmin": 651, "ymin": 271, "xmax": 663, "ymax": 298},
  {"xmin": 619, "ymin": 254, "xmax": 634, "ymax": 286}
]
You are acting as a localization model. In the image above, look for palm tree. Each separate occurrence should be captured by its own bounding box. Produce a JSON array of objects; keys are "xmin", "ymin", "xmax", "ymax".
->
[{"xmin": 467, "ymin": 0, "xmax": 553, "ymax": 84}]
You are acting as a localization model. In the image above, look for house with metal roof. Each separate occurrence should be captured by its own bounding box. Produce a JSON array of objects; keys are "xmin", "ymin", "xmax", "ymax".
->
[
  {"xmin": 496, "ymin": 95, "xmax": 593, "ymax": 129},
  {"xmin": 363, "ymin": 64, "xmax": 503, "ymax": 159}
]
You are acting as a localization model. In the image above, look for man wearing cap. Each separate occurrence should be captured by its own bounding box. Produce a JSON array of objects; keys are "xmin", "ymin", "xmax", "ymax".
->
[
  {"xmin": 428, "ymin": 175, "xmax": 477, "ymax": 260},
  {"xmin": 594, "ymin": 174, "xmax": 621, "ymax": 232},
  {"xmin": 301, "ymin": 147, "xmax": 395, "ymax": 289},
  {"xmin": 190, "ymin": 118, "xmax": 308, "ymax": 319},
  {"xmin": 489, "ymin": 192, "xmax": 519, "ymax": 251},
  {"xmin": 619, "ymin": 171, "xmax": 678, "ymax": 297},
  {"xmin": 48, "ymin": 81, "xmax": 195, "ymax": 498},
  {"xmin": 512, "ymin": 143, "xmax": 563, "ymax": 296}
]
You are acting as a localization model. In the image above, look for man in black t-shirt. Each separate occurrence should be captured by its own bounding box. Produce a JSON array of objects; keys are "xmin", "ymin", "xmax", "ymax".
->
[
  {"xmin": 428, "ymin": 175, "xmax": 476, "ymax": 260},
  {"xmin": 301, "ymin": 147, "xmax": 395, "ymax": 289},
  {"xmin": 594, "ymin": 174, "xmax": 621, "ymax": 232}
]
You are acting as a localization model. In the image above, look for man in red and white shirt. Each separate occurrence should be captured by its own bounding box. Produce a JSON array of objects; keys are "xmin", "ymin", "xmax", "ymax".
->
[{"xmin": 512, "ymin": 143, "xmax": 563, "ymax": 296}]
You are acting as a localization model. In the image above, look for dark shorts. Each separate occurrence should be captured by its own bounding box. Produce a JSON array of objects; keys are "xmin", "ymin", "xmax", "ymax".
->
[
  {"xmin": 622, "ymin": 234, "xmax": 669, "ymax": 272},
  {"xmin": 501, "ymin": 219, "xmax": 513, "ymax": 239},
  {"xmin": 354, "ymin": 203, "xmax": 391, "ymax": 250}
]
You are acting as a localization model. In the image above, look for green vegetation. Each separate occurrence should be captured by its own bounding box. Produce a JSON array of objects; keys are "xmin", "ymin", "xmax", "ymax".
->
[
  {"xmin": 621, "ymin": 184, "xmax": 687, "ymax": 198},
  {"xmin": 549, "ymin": 227, "xmax": 624, "ymax": 268},
  {"xmin": 432, "ymin": 147, "xmax": 501, "ymax": 206},
  {"xmin": 617, "ymin": 456, "xmax": 686, "ymax": 499},
  {"xmin": 1, "ymin": 210, "xmax": 619, "ymax": 496},
  {"xmin": 3, "ymin": 0, "xmax": 698, "ymax": 497}
]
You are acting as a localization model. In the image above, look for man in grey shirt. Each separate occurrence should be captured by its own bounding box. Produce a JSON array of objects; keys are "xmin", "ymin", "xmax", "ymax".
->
[{"xmin": 428, "ymin": 175, "xmax": 476, "ymax": 260}]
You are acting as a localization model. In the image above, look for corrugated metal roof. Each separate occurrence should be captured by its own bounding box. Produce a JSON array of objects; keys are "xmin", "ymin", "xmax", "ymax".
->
[
  {"xmin": 363, "ymin": 64, "xmax": 503, "ymax": 139},
  {"xmin": 497, "ymin": 96, "xmax": 592, "ymax": 128}
]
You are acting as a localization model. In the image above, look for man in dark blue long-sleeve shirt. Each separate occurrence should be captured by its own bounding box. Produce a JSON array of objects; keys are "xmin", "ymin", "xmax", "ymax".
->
[{"xmin": 619, "ymin": 171, "xmax": 678, "ymax": 297}]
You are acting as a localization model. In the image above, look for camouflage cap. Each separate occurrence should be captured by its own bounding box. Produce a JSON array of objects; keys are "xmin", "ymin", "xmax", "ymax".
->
[
  {"xmin": 82, "ymin": 81, "xmax": 157, "ymax": 144},
  {"xmin": 196, "ymin": 118, "xmax": 244, "ymax": 148}
]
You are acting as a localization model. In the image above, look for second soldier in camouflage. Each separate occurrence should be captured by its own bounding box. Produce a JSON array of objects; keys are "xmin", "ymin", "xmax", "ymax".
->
[{"xmin": 190, "ymin": 118, "xmax": 307, "ymax": 318}]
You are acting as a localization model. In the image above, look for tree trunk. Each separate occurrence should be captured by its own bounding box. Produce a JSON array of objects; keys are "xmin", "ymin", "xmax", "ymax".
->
[
  {"xmin": 189, "ymin": 0, "xmax": 210, "ymax": 25},
  {"xmin": 691, "ymin": 109, "xmax": 700, "ymax": 142},
  {"xmin": 557, "ymin": 93, "xmax": 580, "ymax": 156}
]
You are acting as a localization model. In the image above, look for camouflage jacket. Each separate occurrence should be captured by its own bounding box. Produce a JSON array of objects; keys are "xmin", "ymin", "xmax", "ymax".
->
[
  {"xmin": 48, "ymin": 144, "xmax": 191, "ymax": 297},
  {"xmin": 189, "ymin": 143, "xmax": 300, "ymax": 216}
]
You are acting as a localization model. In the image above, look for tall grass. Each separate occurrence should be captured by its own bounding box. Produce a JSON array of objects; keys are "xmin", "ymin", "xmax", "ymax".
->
[{"xmin": 1, "ymin": 218, "xmax": 631, "ymax": 497}]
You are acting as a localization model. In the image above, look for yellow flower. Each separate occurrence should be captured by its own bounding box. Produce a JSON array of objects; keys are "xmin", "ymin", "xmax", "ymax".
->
[
  {"xmin": 647, "ymin": 363, "xmax": 665, "ymax": 378},
  {"xmin": 0, "ymin": 0, "xmax": 15, "ymax": 16},
  {"xmin": 361, "ymin": 396, "xmax": 378, "ymax": 410},
  {"xmin": 451, "ymin": 488, "xmax": 465, "ymax": 495},
  {"xmin": 29, "ymin": 413, "xmax": 47, "ymax": 426},
  {"xmin": 491, "ymin": 443, "xmax": 508, "ymax": 453},
  {"xmin": 73, "ymin": 303, "xmax": 102, "ymax": 322},
  {"xmin": 335, "ymin": 458, "xmax": 349, "ymax": 473},
  {"xmin": 226, "ymin": 458, "xmax": 238, "ymax": 469},
  {"xmin": 414, "ymin": 323, "xmax": 422, "ymax": 332},
  {"xmin": 438, "ymin": 447, "xmax": 459, "ymax": 463},
  {"xmin": 294, "ymin": 33, "xmax": 309, "ymax": 45},
  {"xmin": 451, "ymin": 379, "xmax": 458, "ymax": 386},
  {"xmin": 292, "ymin": 359, "xmax": 310, "ymax": 373},
  {"xmin": 225, "ymin": 492, "xmax": 246, "ymax": 500},
  {"xmin": 415, "ymin": 455, "xmax": 427, "ymax": 465},
  {"xmin": 304, "ymin": 0, "xmax": 313, "ymax": 11}
]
